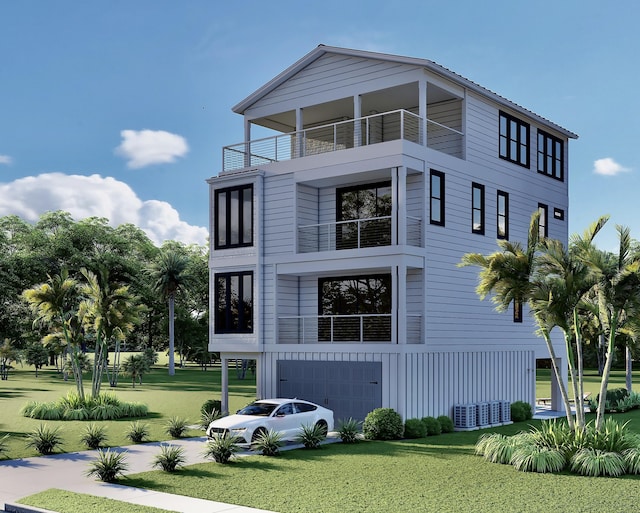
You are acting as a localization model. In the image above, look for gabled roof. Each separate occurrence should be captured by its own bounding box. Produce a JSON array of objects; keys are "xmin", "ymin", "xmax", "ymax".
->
[{"xmin": 233, "ymin": 45, "xmax": 578, "ymax": 139}]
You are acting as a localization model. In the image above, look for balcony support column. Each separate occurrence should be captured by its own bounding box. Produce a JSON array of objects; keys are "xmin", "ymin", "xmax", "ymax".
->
[
  {"xmin": 419, "ymin": 79, "xmax": 427, "ymax": 146},
  {"xmin": 220, "ymin": 356, "xmax": 229, "ymax": 415},
  {"xmin": 296, "ymin": 108, "xmax": 304, "ymax": 158},
  {"xmin": 243, "ymin": 119, "xmax": 252, "ymax": 167},
  {"xmin": 353, "ymin": 94, "xmax": 362, "ymax": 148},
  {"xmin": 396, "ymin": 264, "xmax": 407, "ymax": 344},
  {"xmin": 394, "ymin": 166, "xmax": 407, "ymax": 246}
]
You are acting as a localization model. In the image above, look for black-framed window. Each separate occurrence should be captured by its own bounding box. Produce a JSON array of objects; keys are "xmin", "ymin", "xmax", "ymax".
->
[
  {"xmin": 497, "ymin": 190, "xmax": 509, "ymax": 240},
  {"xmin": 336, "ymin": 181, "xmax": 391, "ymax": 249},
  {"xmin": 554, "ymin": 207, "xmax": 565, "ymax": 221},
  {"xmin": 214, "ymin": 184, "xmax": 253, "ymax": 249},
  {"xmin": 499, "ymin": 111, "xmax": 530, "ymax": 168},
  {"xmin": 538, "ymin": 203, "xmax": 548, "ymax": 238},
  {"xmin": 537, "ymin": 130, "xmax": 564, "ymax": 181},
  {"xmin": 513, "ymin": 299, "xmax": 523, "ymax": 323},
  {"xmin": 430, "ymin": 170, "xmax": 445, "ymax": 226},
  {"xmin": 318, "ymin": 274, "xmax": 391, "ymax": 342},
  {"xmin": 472, "ymin": 183, "xmax": 485, "ymax": 235},
  {"xmin": 215, "ymin": 271, "xmax": 253, "ymax": 333}
]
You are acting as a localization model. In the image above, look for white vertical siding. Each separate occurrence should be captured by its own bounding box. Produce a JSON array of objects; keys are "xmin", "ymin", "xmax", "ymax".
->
[{"xmin": 263, "ymin": 173, "xmax": 295, "ymax": 257}]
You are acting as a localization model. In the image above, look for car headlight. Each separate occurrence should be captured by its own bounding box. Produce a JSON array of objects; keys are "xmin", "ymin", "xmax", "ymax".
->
[{"xmin": 230, "ymin": 427, "xmax": 247, "ymax": 432}]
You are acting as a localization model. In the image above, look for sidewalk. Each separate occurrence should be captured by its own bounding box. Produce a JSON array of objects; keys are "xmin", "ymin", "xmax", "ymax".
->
[{"xmin": 0, "ymin": 436, "xmax": 275, "ymax": 513}]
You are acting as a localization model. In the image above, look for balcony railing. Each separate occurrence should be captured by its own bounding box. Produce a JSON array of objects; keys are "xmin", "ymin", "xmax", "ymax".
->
[
  {"xmin": 278, "ymin": 313, "xmax": 423, "ymax": 344},
  {"xmin": 298, "ymin": 215, "xmax": 422, "ymax": 253},
  {"xmin": 223, "ymin": 109, "xmax": 463, "ymax": 172}
]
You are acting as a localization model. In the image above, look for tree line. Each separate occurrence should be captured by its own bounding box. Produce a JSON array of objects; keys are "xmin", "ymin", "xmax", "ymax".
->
[{"xmin": 0, "ymin": 211, "xmax": 210, "ymax": 383}]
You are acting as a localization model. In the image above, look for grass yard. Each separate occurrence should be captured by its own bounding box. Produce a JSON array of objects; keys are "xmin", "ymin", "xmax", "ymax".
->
[
  {"xmin": 0, "ymin": 353, "xmax": 256, "ymax": 459},
  {"xmin": 18, "ymin": 489, "xmax": 174, "ymax": 513},
  {"xmin": 122, "ymin": 413, "xmax": 640, "ymax": 513}
]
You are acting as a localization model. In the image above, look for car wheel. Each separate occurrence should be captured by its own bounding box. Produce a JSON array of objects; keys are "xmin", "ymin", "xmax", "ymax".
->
[
  {"xmin": 251, "ymin": 427, "xmax": 266, "ymax": 443},
  {"xmin": 315, "ymin": 420, "xmax": 328, "ymax": 436}
]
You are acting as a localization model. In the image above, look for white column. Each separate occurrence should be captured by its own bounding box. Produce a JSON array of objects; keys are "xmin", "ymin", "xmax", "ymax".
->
[
  {"xmin": 244, "ymin": 119, "xmax": 251, "ymax": 167},
  {"xmin": 296, "ymin": 108, "xmax": 304, "ymax": 158},
  {"xmin": 353, "ymin": 94, "xmax": 362, "ymax": 147},
  {"xmin": 419, "ymin": 79, "xmax": 427, "ymax": 146},
  {"xmin": 550, "ymin": 358, "xmax": 566, "ymax": 412},
  {"xmin": 221, "ymin": 356, "xmax": 229, "ymax": 415},
  {"xmin": 397, "ymin": 263, "xmax": 407, "ymax": 344},
  {"xmin": 396, "ymin": 166, "xmax": 407, "ymax": 245}
]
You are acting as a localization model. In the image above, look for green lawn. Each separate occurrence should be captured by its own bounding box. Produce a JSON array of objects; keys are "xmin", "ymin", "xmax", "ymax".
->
[
  {"xmin": 18, "ymin": 489, "xmax": 174, "ymax": 513},
  {"xmin": 0, "ymin": 354, "xmax": 256, "ymax": 459}
]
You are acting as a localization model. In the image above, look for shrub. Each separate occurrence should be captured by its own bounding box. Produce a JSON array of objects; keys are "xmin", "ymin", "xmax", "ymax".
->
[
  {"xmin": 421, "ymin": 416, "xmax": 442, "ymax": 436},
  {"xmin": 511, "ymin": 445, "xmax": 566, "ymax": 473},
  {"xmin": 510, "ymin": 401, "xmax": 533, "ymax": 422},
  {"xmin": 295, "ymin": 423, "xmax": 327, "ymax": 449},
  {"xmin": 570, "ymin": 448, "xmax": 627, "ymax": 477},
  {"xmin": 126, "ymin": 421, "xmax": 150, "ymax": 444},
  {"xmin": 80, "ymin": 423, "xmax": 108, "ymax": 450},
  {"xmin": 624, "ymin": 447, "xmax": 640, "ymax": 474},
  {"xmin": 165, "ymin": 416, "xmax": 189, "ymax": 438},
  {"xmin": 118, "ymin": 402, "xmax": 149, "ymax": 419},
  {"xmin": 475, "ymin": 433, "xmax": 531, "ymax": 464},
  {"xmin": 25, "ymin": 424, "xmax": 64, "ymax": 455},
  {"xmin": 152, "ymin": 444, "xmax": 186, "ymax": 472},
  {"xmin": 437, "ymin": 415, "xmax": 454, "ymax": 433},
  {"xmin": 86, "ymin": 449, "xmax": 128, "ymax": 482},
  {"xmin": 252, "ymin": 429, "xmax": 284, "ymax": 456},
  {"xmin": 404, "ymin": 418, "xmax": 427, "ymax": 439},
  {"xmin": 201, "ymin": 399, "xmax": 222, "ymax": 416},
  {"xmin": 203, "ymin": 433, "xmax": 241, "ymax": 463},
  {"xmin": 337, "ymin": 418, "xmax": 362, "ymax": 444},
  {"xmin": 363, "ymin": 408, "xmax": 403, "ymax": 441}
]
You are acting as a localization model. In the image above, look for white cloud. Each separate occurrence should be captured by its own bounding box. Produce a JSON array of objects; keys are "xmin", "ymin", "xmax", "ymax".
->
[
  {"xmin": 593, "ymin": 157, "xmax": 631, "ymax": 176},
  {"xmin": 0, "ymin": 173, "xmax": 207, "ymax": 246},
  {"xmin": 0, "ymin": 155, "xmax": 12, "ymax": 165},
  {"xmin": 115, "ymin": 129, "xmax": 189, "ymax": 169}
]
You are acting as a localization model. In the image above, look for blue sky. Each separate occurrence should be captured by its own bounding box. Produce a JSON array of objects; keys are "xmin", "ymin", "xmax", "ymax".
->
[{"xmin": 0, "ymin": 0, "xmax": 638, "ymax": 249}]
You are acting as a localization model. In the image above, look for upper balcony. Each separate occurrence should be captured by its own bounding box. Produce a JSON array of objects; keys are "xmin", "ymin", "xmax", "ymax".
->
[{"xmin": 223, "ymin": 107, "xmax": 464, "ymax": 173}]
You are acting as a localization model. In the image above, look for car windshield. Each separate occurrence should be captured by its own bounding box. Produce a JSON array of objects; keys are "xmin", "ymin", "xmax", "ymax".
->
[{"xmin": 237, "ymin": 402, "xmax": 278, "ymax": 416}]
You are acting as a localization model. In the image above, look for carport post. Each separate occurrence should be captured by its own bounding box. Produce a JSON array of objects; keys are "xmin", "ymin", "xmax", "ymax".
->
[{"xmin": 221, "ymin": 357, "xmax": 229, "ymax": 415}]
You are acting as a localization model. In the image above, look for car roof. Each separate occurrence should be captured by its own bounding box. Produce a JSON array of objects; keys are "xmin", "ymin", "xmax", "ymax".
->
[{"xmin": 254, "ymin": 398, "xmax": 312, "ymax": 406}]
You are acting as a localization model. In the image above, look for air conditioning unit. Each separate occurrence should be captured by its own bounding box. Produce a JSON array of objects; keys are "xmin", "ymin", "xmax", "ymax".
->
[
  {"xmin": 453, "ymin": 404, "xmax": 477, "ymax": 431},
  {"xmin": 500, "ymin": 400, "xmax": 512, "ymax": 425},
  {"xmin": 476, "ymin": 402, "xmax": 490, "ymax": 427},
  {"xmin": 489, "ymin": 401, "xmax": 501, "ymax": 425}
]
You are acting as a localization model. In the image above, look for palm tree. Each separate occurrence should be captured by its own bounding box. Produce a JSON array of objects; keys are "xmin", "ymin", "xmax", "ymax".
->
[
  {"xmin": 460, "ymin": 212, "xmax": 575, "ymax": 428},
  {"xmin": 580, "ymin": 225, "xmax": 640, "ymax": 430},
  {"xmin": 148, "ymin": 249, "xmax": 191, "ymax": 376},
  {"xmin": 122, "ymin": 354, "xmax": 150, "ymax": 387},
  {"xmin": 78, "ymin": 266, "xmax": 143, "ymax": 396},
  {"xmin": 0, "ymin": 338, "xmax": 21, "ymax": 380},
  {"xmin": 23, "ymin": 270, "xmax": 85, "ymax": 399}
]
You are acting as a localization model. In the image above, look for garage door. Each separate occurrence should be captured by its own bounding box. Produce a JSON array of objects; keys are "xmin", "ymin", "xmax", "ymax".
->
[{"xmin": 277, "ymin": 360, "xmax": 382, "ymax": 422}]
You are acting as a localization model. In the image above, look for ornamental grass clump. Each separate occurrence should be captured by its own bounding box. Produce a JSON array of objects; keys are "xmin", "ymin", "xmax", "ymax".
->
[
  {"xmin": 25, "ymin": 424, "xmax": 64, "ymax": 455},
  {"xmin": 125, "ymin": 421, "xmax": 150, "ymax": 444},
  {"xmin": 337, "ymin": 418, "xmax": 362, "ymax": 444},
  {"xmin": 295, "ymin": 423, "xmax": 327, "ymax": 449},
  {"xmin": 80, "ymin": 423, "xmax": 108, "ymax": 450},
  {"xmin": 0, "ymin": 434, "xmax": 10, "ymax": 459},
  {"xmin": 165, "ymin": 416, "xmax": 190, "ymax": 438},
  {"xmin": 152, "ymin": 444, "xmax": 186, "ymax": 472},
  {"xmin": 203, "ymin": 433, "xmax": 241, "ymax": 464},
  {"xmin": 252, "ymin": 429, "xmax": 284, "ymax": 456},
  {"xmin": 86, "ymin": 449, "xmax": 128, "ymax": 482}
]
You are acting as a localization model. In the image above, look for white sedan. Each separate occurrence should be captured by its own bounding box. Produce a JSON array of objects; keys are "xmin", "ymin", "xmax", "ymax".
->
[{"xmin": 206, "ymin": 398, "xmax": 334, "ymax": 444}]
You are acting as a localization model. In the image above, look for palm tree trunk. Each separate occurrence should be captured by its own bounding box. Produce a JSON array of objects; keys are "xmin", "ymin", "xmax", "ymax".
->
[
  {"xmin": 573, "ymin": 309, "xmax": 586, "ymax": 429},
  {"xmin": 596, "ymin": 312, "xmax": 619, "ymax": 431},
  {"xmin": 626, "ymin": 345, "xmax": 633, "ymax": 392},
  {"xmin": 168, "ymin": 293, "xmax": 175, "ymax": 376},
  {"xmin": 539, "ymin": 327, "xmax": 574, "ymax": 430}
]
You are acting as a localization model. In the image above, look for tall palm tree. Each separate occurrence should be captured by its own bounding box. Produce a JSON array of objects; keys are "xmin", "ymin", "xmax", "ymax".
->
[
  {"xmin": 79, "ymin": 266, "xmax": 143, "ymax": 396},
  {"xmin": 22, "ymin": 270, "xmax": 84, "ymax": 399},
  {"xmin": 580, "ymin": 225, "xmax": 640, "ymax": 429},
  {"xmin": 148, "ymin": 249, "xmax": 192, "ymax": 376},
  {"xmin": 460, "ymin": 212, "xmax": 575, "ymax": 428}
]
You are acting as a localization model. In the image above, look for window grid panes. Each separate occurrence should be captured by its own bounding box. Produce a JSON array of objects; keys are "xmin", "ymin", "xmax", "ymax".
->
[
  {"xmin": 430, "ymin": 170, "xmax": 445, "ymax": 226},
  {"xmin": 472, "ymin": 183, "xmax": 485, "ymax": 235},
  {"xmin": 538, "ymin": 203, "xmax": 548, "ymax": 238},
  {"xmin": 499, "ymin": 111, "xmax": 530, "ymax": 168},
  {"xmin": 215, "ymin": 271, "xmax": 253, "ymax": 333},
  {"xmin": 537, "ymin": 130, "xmax": 564, "ymax": 181},
  {"xmin": 214, "ymin": 184, "xmax": 253, "ymax": 250}
]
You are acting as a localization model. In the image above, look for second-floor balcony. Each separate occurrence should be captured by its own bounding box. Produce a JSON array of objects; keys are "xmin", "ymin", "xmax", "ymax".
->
[
  {"xmin": 298, "ymin": 215, "xmax": 422, "ymax": 253},
  {"xmin": 223, "ymin": 109, "xmax": 463, "ymax": 172}
]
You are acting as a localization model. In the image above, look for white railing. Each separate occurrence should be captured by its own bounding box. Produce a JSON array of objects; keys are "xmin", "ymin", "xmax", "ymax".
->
[
  {"xmin": 223, "ymin": 109, "xmax": 462, "ymax": 172},
  {"xmin": 298, "ymin": 216, "xmax": 392, "ymax": 253},
  {"xmin": 278, "ymin": 314, "xmax": 392, "ymax": 344}
]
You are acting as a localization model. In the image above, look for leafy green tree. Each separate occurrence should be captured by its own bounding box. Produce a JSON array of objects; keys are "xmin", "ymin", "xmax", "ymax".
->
[
  {"xmin": 24, "ymin": 341, "xmax": 49, "ymax": 377},
  {"xmin": 148, "ymin": 248, "xmax": 192, "ymax": 376},
  {"xmin": 122, "ymin": 354, "xmax": 150, "ymax": 388},
  {"xmin": 0, "ymin": 338, "xmax": 21, "ymax": 380}
]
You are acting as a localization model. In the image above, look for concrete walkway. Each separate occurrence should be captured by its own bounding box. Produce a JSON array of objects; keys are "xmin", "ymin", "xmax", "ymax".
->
[{"xmin": 0, "ymin": 436, "xmax": 275, "ymax": 513}]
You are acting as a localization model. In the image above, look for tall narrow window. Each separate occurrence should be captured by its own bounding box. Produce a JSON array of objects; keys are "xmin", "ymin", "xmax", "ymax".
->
[
  {"xmin": 214, "ymin": 184, "xmax": 253, "ymax": 249},
  {"xmin": 215, "ymin": 271, "xmax": 253, "ymax": 333},
  {"xmin": 472, "ymin": 183, "xmax": 485, "ymax": 235},
  {"xmin": 538, "ymin": 203, "xmax": 548, "ymax": 239},
  {"xmin": 537, "ymin": 130, "xmax": 564, "ymax": 181},
  {"xmin": 513, "ymin": 299, "xmax": 523, "ymax": 323},
  {"xmin": 499, "ymin": 111, "xmax": 530, "ymax": 168},
  {"xmin": 430, "ymin": 170, "xmax": 445, "ymax": 226},
  {"xmin": 497, "ymin": 190, "xmax": 509, "ymax": 240}
]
